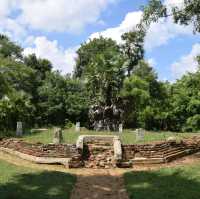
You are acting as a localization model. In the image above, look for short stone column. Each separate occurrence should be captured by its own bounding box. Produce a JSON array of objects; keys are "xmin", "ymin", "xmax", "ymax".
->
[
  {"xmin": 53, "ymin": 127, "xmax": 63, "ymax": 144},
  {"xmin": 119, "ymin": 124, "xmax": 123, "ymax": 133},
  {"xmin": 135, "ymin": 128, "xmax": 145, "ymax": 142},
  {"xmin": 75, "ymin": 122, "xmax": 80, "ymax": 132},
  {"xmin": 113, "ymin": 137, "xmax": 122, "ymax": 161},
  {"xmin": 16, "ymin": 122, "xmax": 23, "ymax": 136}
]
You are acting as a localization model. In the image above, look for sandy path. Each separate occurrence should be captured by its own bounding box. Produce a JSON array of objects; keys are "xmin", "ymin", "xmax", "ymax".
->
[{"xmin": 70, "ymin": 169, "xmax": 129, "ymax": 199}]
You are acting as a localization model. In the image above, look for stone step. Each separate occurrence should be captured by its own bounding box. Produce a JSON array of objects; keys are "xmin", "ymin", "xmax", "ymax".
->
[
  {"xmin": 163, "ymin": 147, "xmax": 184, "ymax": 154},
  {"xmin": 163, "ymin": 148, "xmax": 185, "ymax": 157},
  {"xmin": 133, "ymin": 157, "xmax": 164, "ymax": 164},
  {"xmin": 194, "ymin": 152, "xmax": 200, "ymax": 158},
  {"xmin": 134, "ymin": 149, "xmax": 186, "ymax": 160},
  {"xmin": 165, "ymin": 150, "xmax": 187, "ymax": 162},
  {"xmin": 117, "ymin": 161, "xmax": 133, "ymax": 168},
  {"xmin": 88, "ymin": 145, "xmax": 113, "ymax": 150}
]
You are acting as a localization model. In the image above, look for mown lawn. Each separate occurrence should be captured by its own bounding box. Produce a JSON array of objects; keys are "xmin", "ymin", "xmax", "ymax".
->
[
  {"xmin": 124, "ymin": 162, "xmax": 200, "ymax": 199},
  {"xmin": 22, "ymin": 128, "xmax": 200, "ymax": 144},
  {"xmin": 0, "ymin": 160, "xmax": 76, "ymax": 199}
]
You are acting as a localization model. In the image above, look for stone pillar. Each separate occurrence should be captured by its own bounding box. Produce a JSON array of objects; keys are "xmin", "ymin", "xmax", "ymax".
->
[
  {"xmin": 16, "ymin": 122, "xmax": 23, "ymax": 136},
  {"xmin": 53, "ymin": 127, "xmax": 63, "ymax": 144},
  {"xmin": 119, "ymin": 124, "xmax": 123, "ymax": 133},
  {"xmin": 136, "ymin": 128, "xmax": 145, "ymax": 142},
  {"xmin": 75, "ymin": 122, "xmax": 80, "ymax": 132},
  {"xmin": 113, "ymin": 136, "xmax": 122, "ymax": 161}
]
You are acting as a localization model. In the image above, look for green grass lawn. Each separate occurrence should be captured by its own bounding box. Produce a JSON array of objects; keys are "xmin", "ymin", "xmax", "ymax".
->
[
  {"xmin": 124, "ymin": 163, "xmax": 200, "ymax": 199},
  {"xmin": 22, "ymin": 128, "xmax": 200, "ymax": 144},
  {"xmin": 0, "ymin": 160, "xmax": 76, "ymax": 199}
]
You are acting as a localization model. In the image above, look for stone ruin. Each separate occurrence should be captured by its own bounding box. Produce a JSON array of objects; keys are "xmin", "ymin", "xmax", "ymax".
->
[
  {"xmin": 53, "ymin": 127, "xmax": 63, "ymax": 144},
  {"xmin": 1, "ymin": 135, "xmax": 200, "ymax": 169},
  {"xmin": 89, "ymin": 103, "xmax": 124, "ymax": 131},
  {"xmin": 16, "ymin": 121, "xmax": 23, "ymax": 137}
]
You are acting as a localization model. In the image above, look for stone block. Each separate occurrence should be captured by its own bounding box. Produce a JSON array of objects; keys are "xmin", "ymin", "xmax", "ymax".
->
[{"xmin": 53, "ymin": 128, "xmax": 63, "ymax": 144}]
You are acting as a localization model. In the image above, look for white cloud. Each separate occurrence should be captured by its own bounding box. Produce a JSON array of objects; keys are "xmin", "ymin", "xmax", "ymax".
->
[
  {"xmin": 90, "ymin": 11, "xmax": 142, "ymax": 43},
  {"xmin": 89, "ymin": 0, "xmax": 192, "ymax": 51},
  {"xmin": 15, "ymin": 0, "xmax": 118, "ymax": 33},
  {"xmin": 144, "ymin": 0, "xmax": 191, "ymax": 50},
  {"xmin": 0, "ymin": 0, "xmax": 196, "ymax": 77},
  {"xmin": 0, "ymin": 18, "xmax": 27, "ymax": 40},
  {"xmin": 147, "ymin": 58, "xmax": 157, "ymax": 66},
  {"xmin": 0, "ymin": 0, "xmax": 26, "ymax": 40},
  {"xmin": 0, "ymin": 0, "xmax": 16, "ymax": 19},
  {"xmin": 171, "ymin": 43, "xmax": 200, "ymax": 79},
  {"xmin": 0, "ymin": 0, "xmax": 118, "ymax": 40},
  {"xmin": 144, "ymin": 17, "xmax": 192, "ymax": 51},
  {"xmin": 23, "ymin": 36, "xmax": 78, "ymax": 74}
]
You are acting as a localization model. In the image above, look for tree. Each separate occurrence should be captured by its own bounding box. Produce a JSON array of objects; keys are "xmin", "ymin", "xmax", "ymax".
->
[
  {"xmin": 0, "ymin": 90, "xmax": 35, "ymax": 132},
  {"xmin": 121, "ymin": 30, "xmax": 145, "ymax": 76},
  {"xmin": 75, "ymin": 37, "xmax": 125, "ymax": 106},
  {"xmin": 24, "ymin": 54, "xmax": 52, "ymax": 81},
  {"xmin": 38, "ymin": 72, "xmax": 88, "ymax": 126},
  {"xmin": 0, "ymin": 34, "xmax": 23, "ymax": 59},
  {"xmin": 141, "ymin": 0, "xmax": 200, "ymax": 33},
  {"xmin": 120, "ymin": 60, "xmax": 171, "ymax": 130}
]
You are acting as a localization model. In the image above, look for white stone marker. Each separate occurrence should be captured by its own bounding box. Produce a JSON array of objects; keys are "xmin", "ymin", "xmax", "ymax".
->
[
  {"xmin": 75, "ymin": 122, "xmax": 80, "ymax": 132},
  {"xmin": 136, "ymin": 128, "xmax": 145, "ymax": 142},
  {"xmin": 16, "ymin": 121, "xmax": 23, "ymax": 136},
  {"xmin": 53, "ymin": 127, "xmax": 63, "ymax": 144},
  {"xmin": 119, "ymin": 124, "xmax": 123, "ymax": 133}
]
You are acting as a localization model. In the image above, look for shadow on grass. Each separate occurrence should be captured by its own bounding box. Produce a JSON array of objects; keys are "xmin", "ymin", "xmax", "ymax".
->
[
  {"xmin": 124, "ymin": 168, "xmax": 200, "ymax": 199},
  {"xmin": 0, "ymin": 171, "xmax": 76, "ymax": 199}
]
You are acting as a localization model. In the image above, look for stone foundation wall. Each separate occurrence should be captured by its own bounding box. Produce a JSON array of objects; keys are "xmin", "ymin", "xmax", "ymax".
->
[
  {"xmin": 122, "ymin": 137, "xmax": 200, "ymax": 163},
  {"xmin": 0, "ymin": 139, "xmax": 82, "ymax": 168},
  {"xmin": 1, "ymin": 136, "xmax": 200, "ymax": 168}
]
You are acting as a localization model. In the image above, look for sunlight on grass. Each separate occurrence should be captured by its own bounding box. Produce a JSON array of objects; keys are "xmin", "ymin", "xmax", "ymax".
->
[
  {"xmin": 22, "ymin": 128, "xmax": 200, "ymax": 144},
  {"xmin": 0, "ymin": 160, "xmax": 76, "ymax": 199},
  {"xmin": 124, "ymin": 162, "xmax": 200, "ymax": 199}
]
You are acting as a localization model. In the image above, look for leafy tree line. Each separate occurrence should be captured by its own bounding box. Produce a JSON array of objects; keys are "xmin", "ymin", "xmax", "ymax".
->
[
  {"xmin": 1, "ymin": 0, "xmax": 200, "ymax": 133},
  {"xmin": 0, "ymin": 35, "xmax": 88, "ymax": 133}
]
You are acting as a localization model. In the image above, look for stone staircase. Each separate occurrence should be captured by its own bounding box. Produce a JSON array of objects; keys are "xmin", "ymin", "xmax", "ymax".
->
[
  {"xmin": 83, "ymin": 140, "xmax": 115, "ymax": 169},
  {"xmin": 132, "ymin": 145, "xmax": 189, "ymax": 165},
  {"xmin": 76, "ymin": 135, "xmax": 122, "ymax": 169}
]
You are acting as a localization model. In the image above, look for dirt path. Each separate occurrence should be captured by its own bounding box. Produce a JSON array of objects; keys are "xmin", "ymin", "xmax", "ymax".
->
[{"xmin": 70, "ymin": 169, "xmax": 129, "ymax": 199}]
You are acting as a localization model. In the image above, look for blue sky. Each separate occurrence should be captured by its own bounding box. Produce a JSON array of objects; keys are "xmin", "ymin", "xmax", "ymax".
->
[{"xmin": 0, "ymin": 0, "xmax": 199, "ymax": 81}]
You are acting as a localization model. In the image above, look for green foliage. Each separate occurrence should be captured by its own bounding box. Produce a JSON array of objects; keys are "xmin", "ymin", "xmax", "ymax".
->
[
  {"xmin": 24, "ymin": 54, "xmax": 52, "ymax": 81},
  {"xmin": 1, "ymin": 17, "xmax": 200, "ymax": 134},
  {"xmin": 38, "ymin": 72, "xmax": 88, "ymax": 126},
  {"xmin": 0, "ymin": 35, "xmax": 88, "ymax": 134},
  {"xmin": 0, "ymin": 91, "xmax": 34, "ymax": 132},
  {"xmin": 141, "ymin": 0, "xmax": 167, "ymax": 28},
  {"xmin": 75, "ymin": 37, "xmax": 125, "ymax": 105},
  {"xmin": 121, "ymin": 30, "xmax": 145, "ymax": 76},
  {"xmin": 141, "ymin": 0, "xmax": 200, "ymax": 33},
  {"xmin": 172, "ymin": 0, "xmax": 200, "ymax": 33},
  {"xmin": 0, "ymin": 34, "xmax": 23, "ymax": 59},
  {"xmin": 184, "ymin": 115, "xmax": 200, "ymax": 132}
]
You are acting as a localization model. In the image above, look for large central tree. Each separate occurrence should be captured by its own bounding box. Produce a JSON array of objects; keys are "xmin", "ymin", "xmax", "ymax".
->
[{"xmin": 74, "ymin": 37, "xmax": 125, "ymax": 106}]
